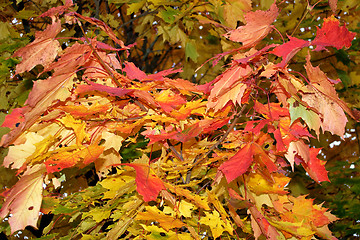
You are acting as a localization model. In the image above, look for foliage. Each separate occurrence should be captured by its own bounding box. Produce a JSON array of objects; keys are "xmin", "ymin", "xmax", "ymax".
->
[{"xmin": 0, "ymin": 0, "xmax": 359, "ymax": 239}]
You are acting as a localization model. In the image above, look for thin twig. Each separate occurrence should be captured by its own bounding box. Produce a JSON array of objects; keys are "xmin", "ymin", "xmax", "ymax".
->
[{"xmin": 167, "ymin": 139, "xmax": 185, "ymax": 162}]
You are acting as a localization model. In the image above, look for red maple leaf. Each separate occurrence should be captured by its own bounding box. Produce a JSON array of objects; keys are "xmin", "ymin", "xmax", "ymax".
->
[
  {"xmin": 124, "ymin": 163, "xmax": 166, "ymax": 202},
  {"xmin": 219, "ymin": 143, "xmax": 254, "ymax": 183},
  {"xmin": 301, "ymin": 148, "xmax": 330, "ymax": 182},
  {"xmin": 224, "ymin": 2, "xmax": 278, "ymax": 47},
  {"xmin": 75, "ymin": 80, "xmax": 134, "ymax": 97},
  {"xmin": 312, "ymin": 15, "xmax": 356, "ymax": 51},
  {"xmin": 1, "ymin": 108, "xmax": 25, "ymax": 129},
  {"xmin": 271, "ymin": 36, "xmax": 310, "ymax": 67}
]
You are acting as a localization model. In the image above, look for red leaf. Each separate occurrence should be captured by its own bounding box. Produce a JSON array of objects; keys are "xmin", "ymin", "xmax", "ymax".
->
[
  {"xmin": 225, "ymin": 2, "xmax": 278, "ymax": 47},
  {"xmin": 75, "ymin": 80, "xmax": 134, "ymax": 97},
  {"xmin": 312, "ymin": 16, "xmax": 356, "ymax": 51},
  {"xmin": 122, "ymin": 62, "xmax": 147, "ymax": 80},
  {"xmin": 124, "ymin": 163, "xmax": 166, "ymax": 202},
  {"xmin": 271, "ymin": 36, "xmax": 310, "ymax": 67},
  {"xmin": 1, "ymin": 108, "xmax": 25, "ymax": 129},
  {"xmin": 301, "ymin": 148, "xmax": 330, "ymax": 182},
  {"xmin": 219, "ymin": 144, "xmax": 254, "ymax": 183}
]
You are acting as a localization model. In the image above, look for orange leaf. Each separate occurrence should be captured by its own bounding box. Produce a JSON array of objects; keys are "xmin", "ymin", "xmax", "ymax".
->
[
  {"xmin": 45, "ymin": 145, "xmax": 104, "ymax": 173},
  {"xmin": 225, "ymin": 2, "xmax": 278, "ymax": 47},
  {"xmin": 124, "ymin": 163, "xmax": 166, "ymax": 202},
  {"xmin": 13, "ymin": 18, "xmax": 61, "ymax": 74},
  {"xmin": 0, "ymin": 164, "xmax": 46, "ymax": 233}
]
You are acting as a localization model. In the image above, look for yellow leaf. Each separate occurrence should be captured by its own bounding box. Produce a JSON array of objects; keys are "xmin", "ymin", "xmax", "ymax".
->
[
  {"xmin": 199, "ymin": 210, "xmax": 233, "ymax": 238},
  {"xmin": 101, "ymin": 174, "xmax": 135, "ymax": 199},
  {"xmin": 179, "ymin": 200, "xmax": 195, "ymax": 218},
  {"xmin": 58, "ymin": 114, "xmax": 90, "ymax": 145},
  {"xmin": 136, "ymin": 206, "xmax": 184, "ymax": 231},
  {"xmin": 82, "ymin": 208, "xmax": 111, "ymax": 222},
  {"xmin": 246, "ymin": 172, "xmax": 290, "ymax": 195}
]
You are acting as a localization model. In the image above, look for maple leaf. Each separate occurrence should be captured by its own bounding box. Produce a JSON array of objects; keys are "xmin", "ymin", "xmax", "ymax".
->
[
  {"xmin": 219, "ymin": 143, "xmax": 254, "ymax": 183},
  {"xmin": 271, "ymin": 36, "xmax": 310, "ymax": 67},
  {"xmin": 199, "ymin": 210, "xmax": 234, "ymax": 238},
  {"xmin": 44, "ymin": 145, "xmax": 105, "ymax": 173},
  {"xmin": 302, "ymin": 91, "xmax": 347, "ymax": 137},
  {"xmin": 58, "ymin": 114, "xmax": 90, "ymax": 145},
  {"xmin": 247, "ymin": 172, "xmax": 290, "ymax": 195},
  {"xmin": 285, "ymin": 140, "xmax": 310, "ymax": 171},
  {"xmin": 124, "ymin": 163, "xmax": 166, "ymax": 202},
  {"xmin": 301, "ymin": 148, "xmax": 330, "ymax": 182},
  {"xmin": 1, "ymin": 107, "xmax": 25, "ymax": 129},
  {"xmin": 38, "ymin": 0, "xmax": 73, "ymax": 18},
  {"xmin": 13, "ymin": 18, "xmax": 61, "ymax": 74},
  {"xmin": 41, "ymin": 42, "xmax": 92, "ymax": 75},
  {"xmin": 136, "ymin": 206, "xmax": 184, "ymax": 231},
  {"xmin": 207, "ymin": 64, "xmax": 252, "ymax": 112},
  {"xmin": 225, "ymin": 2, "xmax": 278, "ymax": 47},
  {"xmin": 312, "ymin": 15, "xmax": 356, "ymax": 51},
  {"xmin": 165, "ymin": 183, "xmax": 210, "ymax": 210},
  {"xmin": 0, "ymin": 73, "xmax": 76, "ymax": 147},
  {"xmin": 155, "ymin": 89, "xmax": 186, "ymax": 113},
  {"xmin": 0, "ymin": 164, "xmax": 46, "ymax": 233},
  {"xmin": 3, "ymin": 132, "xmax": 44, "ymax": 169},
  {"xmin": 58, "ymin": 103, "xmax": 111, "ymax": 118},
  {"xmin": 303, "ymin": 54, "xmax": 353, "ymax": 118},
  {"xmin": 75, "ymin": 80, "xmax": 134, "ymax": 97}
]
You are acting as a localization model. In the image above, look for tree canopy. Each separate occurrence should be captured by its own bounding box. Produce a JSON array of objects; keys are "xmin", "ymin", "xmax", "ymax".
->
[{"xmin": 0, "ymin": 0, "xmax": 359, "ymax": 239}]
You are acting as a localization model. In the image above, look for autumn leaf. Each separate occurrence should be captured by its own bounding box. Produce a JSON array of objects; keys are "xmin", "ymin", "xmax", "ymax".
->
[
  {"xmin": 13, "ymin": 18, "xmax": 61, "ymax": 74},
  {"xmin": 207, "ymin": 64, "xmax": 252, "ymax": 112},
  {"xmin": 136, "ymin": 206, "xmax": 184, "ymax": 231},
  {"xmin": 0, "ymin": 73, "xmax": 76, "ymax": 147},
  {"xmin": 155, "ymin": 89, "xmax": 186, "ymax": 113},
  {"xmin": 312, "ymin": 15, "xmax": 356, "ymax": 51},
  {"xmin": 124, "ymin": 163, "xmax": 166, "ymax": 202},
  {"xmin": 44, "ymin": 145, "xmax": 105, "ymax": 173},
  {"xmin": 301, "ymin": 148, "xmax": 330, "ymax": 182},
  {"xmin": 199, "ymin": 210, "xmax": 234, "ymax": 238},
  {"xmin": 271, "ymin": 36, "xmax": 310, "ymax": 67},
  {"xmin": 1, "ymin": 107, "xmax": 25, "ymax": 129},
  {"xmin": 0, "ymin": 164, "xmax": 46, "ymax": 233},
  {"xmin": 75, "ymin": 80, "xmax": 134, "ymax": 97},
  {"xmin": 219, "ymin": 143, "xmax": 254, "ymax": 183},
  {"xmin": 58, "ymin": 114, "xmax": 90, "ymax": 145},
  {"xmin": 225, "ymin": 2, "xmax": 278, "ymax": 47},
  {"xmin": 246, "ymin": 172, "xmax": 290, "ymax": 195}
]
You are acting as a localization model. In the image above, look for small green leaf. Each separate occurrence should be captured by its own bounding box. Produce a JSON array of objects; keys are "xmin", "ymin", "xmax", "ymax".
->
[
  {"xmin": 336, "ymin": 68, "xmax": 351, "ymax": 89},
  {"xmin": 185, "ymin": 41, "xmax": 199, "ymax": 62}
]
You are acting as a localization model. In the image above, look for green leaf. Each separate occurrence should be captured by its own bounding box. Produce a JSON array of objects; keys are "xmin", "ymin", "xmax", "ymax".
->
[
  {"xmin": 14, "ymin": 10, "xmax": 37, "ymax": 19},
  {"xmin": 185, "ymin": 41, "xmax": 199, "ymax": 62},
  {"xmin": 336, "ymin": 68, "xmax": 351, "ymax": 89},
  {"xmin": 158, "ymin": 7, "xmax": 180, "ymax": 24},
  {"xmin": 288, "ymin": 97, "xmax": 321, "ymax": 135}
]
